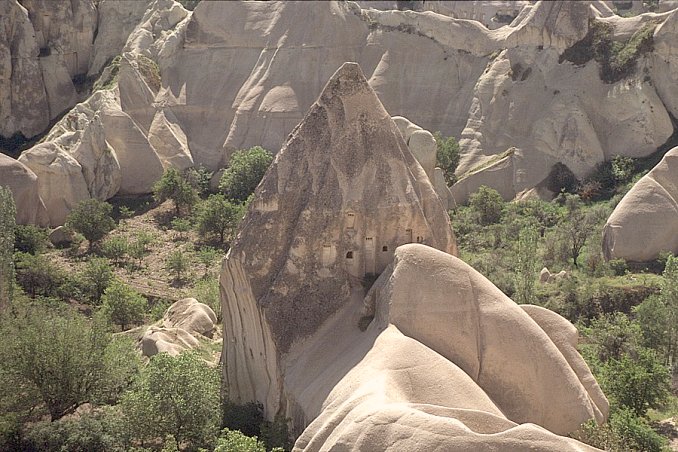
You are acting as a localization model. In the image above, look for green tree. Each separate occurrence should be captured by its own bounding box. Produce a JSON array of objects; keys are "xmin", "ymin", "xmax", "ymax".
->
[
  {"xmin": 153, "ymin": 168, "xmax": 199, "ymax": 217},
  {"xmin": 13, "ymin": 224, "xmax": 48, "ymax": 254},
  {"xmin": 100, "ymin": 235, "xmax": 129, "ymax": 266},
  {"xmin": 558, "ymin": 194, "xmax": 596, "ymax": 268},
  {"xmin": 66, "ymin": 199, "xmax": 116, "ymax": 252},
  {"xmin": 120, "ymin": 352, "xmax": 220, "ymax": 448},
  {"xmin": 433, "ymin": 132, "xmax": 460, "ymax": 185},
  {"xmin": 80, "ymin": 257, "xmax": 114, "ymax": 304},
  {"xmin": 0, "ymin": 187, "xmax": 15, "ymax": 310},
  {"xmin": 659, "ymin": 254, "xmax": 677, "ymax": 367},
  {"xmin": 469, "ymin": 185, "xmax": 504, "ymax": 225},
  {"xmin": 14, "ymin": 252, "xmax": 67, "ymax": 298},
  {"xmin": 0, "ymin": 304, "xmax": 141, "ymax": 421},
  {"xmin": 197, "ymin": 246, "xmax": 220, "ymax": 278},
  {"xmin": 166, "ymin": 250, "xmax": 190, "ymax": 283},
  {"xmin": 513, "ymin": 225, "xmax": 539, "ymax": 305},
  {"xmin": 219, "ymin": 146, "xmax": 273, "ymax": 202},
  {"xmin": 214, "ymin": 429, "xmax": 267, "ymax": 452},
  {"xmin": 171, "ymin": 217, "xmax": 192, "ymax": 241},
  {"xmin": 100, "ymin": 281, "xmax": 147, "ymax": 331},
  {"xmin": 196, "ymin": 194, "xmax": 243, "ymax": 244}
]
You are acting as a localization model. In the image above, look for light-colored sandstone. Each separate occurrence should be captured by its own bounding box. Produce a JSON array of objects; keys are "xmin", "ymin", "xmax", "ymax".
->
[
  {"xmin": 221, "ymin": 63, "xmax": 605, "ymax": 451},
  {"xmin": 603, "ymin": 146, "xmax": 678, "ymax": 261},
  {"xmin": 0, "ymin": 154, "xmax": 49, "ymax": 226}
]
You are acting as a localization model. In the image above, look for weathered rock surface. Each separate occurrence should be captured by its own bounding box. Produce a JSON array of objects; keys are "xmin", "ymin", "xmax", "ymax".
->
[
  {"xmin": 0, "ymin": 154, "xmax": 49, "ymax": 225},
  {"xmin": 0, "ymin": 0, "xmax": 98, "ymax": 140},
  {"xmin": 140, "ymin": 297, "xmax": 217, "ymax": 358},
  {"xmin": 49, "ymin": 225, "xmax": 74, "ymax": 246},
  {"xmin": 221, "ymin": 61, "xmax": 455, "ymax": 416},
  {"xmin": 162, "ymin": 297, "xmax": 217, "ymax": 338},
  {"xmin": 393, "ymin": 116, "xmax": 455, "ymax": 209},
  {"xmin": 221, "ymin": 63, "xmax": 606, "ymax": 450},
  {"xmin": 293, "ymin": 245, "xmax": 606, "ymax": 450},
  {"xmin": 603, "ymin": 146, "xmax": 678, "ymax": 261}
]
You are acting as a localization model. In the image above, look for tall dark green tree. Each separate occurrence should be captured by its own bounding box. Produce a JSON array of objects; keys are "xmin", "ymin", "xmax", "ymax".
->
[{"xmin": 0, "ymin": 187, "xmax": 15, "ymax": 310}]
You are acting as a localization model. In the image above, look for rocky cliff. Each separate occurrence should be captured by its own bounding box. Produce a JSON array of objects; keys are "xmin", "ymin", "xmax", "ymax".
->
[{"xmin": 220, "ymin": 62, "xmax": 607, "ymax": 450}]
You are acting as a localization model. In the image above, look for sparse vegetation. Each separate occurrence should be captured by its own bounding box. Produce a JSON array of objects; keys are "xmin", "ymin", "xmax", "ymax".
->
[
  {"xmin": 560, "ymin": 19, "xmax": 657, "ymax": 83},
  {"xmin": 433, "ymin": 132, "xmax": 460, "ymax": 185},
  {"xmin": 153, "ymin": 168, "xmax": 200, "ymax": 217},
  {"xmin": 0, "ymin": 187, "xmax": 15, "ymax": 308}
]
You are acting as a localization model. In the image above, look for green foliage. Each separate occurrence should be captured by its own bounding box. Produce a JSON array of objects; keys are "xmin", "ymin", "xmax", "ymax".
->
[
  {"xmin": 66, "ymin": 199, "xmax": 116, "ymax": 251},
  {"xmin": 171, "ymin": 217, "xmax": 192, "ymax": 241},
  {"xmin": 80, "ymin": 257, "xmax": 115, "ymax": 304},
  {"xmin": 219, "ymin": 146, "xmax": 273, "ymax": 202},
  {"xmin": 166, "ymin": 249, "xmax": 191, "ymax": 283},
  {"xmin": 513, "ymin": 226, "xmax": 539, "ymax": 305},
  {"xmin": 214, "ymin": 428, "xmax": 266, "ymax": 452},
  {"xmin": 13, "ymin": 224, "xmax": 48, "ymax": 254},
  {"xmin": 222, "ymin": 402, "xmax": 264, "ymax": 439},
  {"xmin": 197, "ymin": 246, "xmax": 220, "ymax": 278},
  {"xmin": 468, "ymin": 185, "xmax": 504, "ymax": 225},
  {"xmin": 433, "ymin": 132, "xmax": 460, "ymax": 185},
  {"xmin": 573, "ymin": 408, "xmax": 668, "ymax": 452},
  {"xmin": 193, "ymin": 276, "xmax": 221, "ymax": 323},
  {"xmin": 14, "ymin": 252, "xmax": 69, "ymax": 298},
  {"xmin": 120, "ymin": 352, "xmax": 220, "ymax": 448},
  {"xmin": 184, "ymin": 165, "xmax": 214, "ymax": 197},
  {"xmin": 196, "ymin": 194, "xmax": 244, "ymax": 244},
  {"xmin": 153, "ymin": 168, "xmax": 199, "ymax": 217},
  {"xmin": 101, "ymin": 235, "xmax": 129, "ymax": 265},
  {"xmin": 0, "ymin": 303, "xmax": 140, "ymax": 421},
  {"xmin": 560, "ymin": 19, "xmax": 656, "ymax": 83},
  {"xmin": 100, "ymin": 281, "xmax": 147, "ymax": 331},
  {"xmin": 21, "ymin": 410, "xmax": 125, "ymax": 452},
  {"xmin": 600, "ymin": 348, "xmax": 670, "ymax": 417},
  {"xmin": 0, "ymin": 187, "xmax": 15, "ymax": 308}
]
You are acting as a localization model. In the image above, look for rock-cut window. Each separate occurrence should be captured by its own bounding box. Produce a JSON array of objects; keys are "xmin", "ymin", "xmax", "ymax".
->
[
  {"xmin": 346, "ymin": 251, "xmax": 353, "ymax": 259},
  {"xmin": 382, "ymin": 246, "xmax": 388, "ymax": 252}
]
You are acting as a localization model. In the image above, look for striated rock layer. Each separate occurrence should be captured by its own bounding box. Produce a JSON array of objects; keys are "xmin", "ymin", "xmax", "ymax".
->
[
  {"xmin": 603, "ymin": 146, "xmax": 678, "ymax": 262},
  {"xmin": 221, "ymin": 63, "xmax": 607, "ymax": 450}
]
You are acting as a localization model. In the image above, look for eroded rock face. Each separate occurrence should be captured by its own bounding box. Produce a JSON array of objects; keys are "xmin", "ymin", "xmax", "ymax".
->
[
  {"xmin": 221, "ymin": 62, "xmax": 455, "ymax": 418},
  {"xmin": 141, "ymin": 298, "xmax": 217, "ymax": 358},
  {"xmin": 294, "ymin": 245, "xmax": 607, "ymax": 451},
  {"xmin": 603, "ymin": 146, "xmax": 678, "ymax": 262},
  {"xmin": 0, "ymin": 154, "xmax": 49, "ymax": 226},
  {"xmin": 0, "ymin": 0, "xmax": 98, "ymax": 140},
  {"xmin": 221, "ymin": 63, "xmax": 606, "ymax": 450}
]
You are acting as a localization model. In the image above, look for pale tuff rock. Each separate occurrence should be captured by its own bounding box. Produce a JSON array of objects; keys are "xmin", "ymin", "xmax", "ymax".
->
[
  {"xmin": 221, "ymin": 61, "xmax": 456, "ymax": 418},
  {"xmin": 48, "ymin": 225, "xmax": 74, "ymax": 247},
  {"xmin": 88, "ymin": 0, "xmax": 153, "ymax": 76},
  {"xmin": 538, "ymin": 267, "xmax": 571, "ymax": 284},
  {"xmin": 162, "ymin": 297, "xmax": 217, "ymax": 338},
  {"xmin": 603, "ymin": 146, "xmax": 678, "ymax": 262},
  {"xmin": 0, "ymin": 0, "xmax": 98, "ymax": 139},
  {"xmin": 392, "ymin": 116, "xmax": 454, "ymax": 209},
  {"xmin": 141, "ymin": 298, "xmax": 217, "ymax": 358},
  {"xmin": 0, "ymin": 154, "xmax": 49, "ymax": 226},
  {"xmin": 292, "ymin": 245, "xmax": 608, "ymax": 450},
  {"xmin": 18, "ymin": 142, "xmax": 91, "ymax": 226},
  {"xmin": 221, "ymin": 63, "xmax": 606, "ymax": 450}
]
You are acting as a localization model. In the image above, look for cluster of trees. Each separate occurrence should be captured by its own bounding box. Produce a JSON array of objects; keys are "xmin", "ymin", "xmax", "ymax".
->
[
  {"xmin": 452, "ymin": 184, "xmax": 676, "ymax": 451},
  {"xmin": 153, "ymin": 146, "xmax": 273, "ymax": 247}
]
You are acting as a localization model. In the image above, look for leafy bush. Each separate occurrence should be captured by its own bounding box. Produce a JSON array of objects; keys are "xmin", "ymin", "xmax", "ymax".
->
[
  {"xmin": 13, "ymin": 224, "xmax": 48, "ymax": 254},
  {"xmin": 101, "ymin": 235, "xmax": 129, "ymax": 266},
  {"xmin": 193, "ymin": 276, "xmax": 221, "ymax": 322},
  {"xmin": 184, "ymin": 165, "xmax": 213, "ymax": 196},
  {"xmin": 120, "ymin": 352, "xmax": 220, "ymax": 449},
  {"xmin": 66, "ymin": 199, "xmax": 116, "ymax": 252},
  {"xmin": 573, "ymin": 408, "xmax": 668, "ymax": 452},
  {"xmin": 100, "ymin": 281, "xmax": 147, "ymax": 331},
  {"xmin": 166, "ymin": 250, "xmax": 190, "ymax": 283},
  {"xmin": 0, "ymin": 303, "xmax": 141, "ymax": 421},
  {"xmin": 0, "ymin": 187, "xmax": 15, "ymax": 308},
  {"xmin": 22, "ymin": 410, "xmax": 125, "ymax": 452},
  {"xmin": 14, "ymin": 252, "xmax": 69, "ymax": 298},
  {"xmin": 80, "ymin": 257, "xmax": 115, "ymax": 304},
  {"xmin": 219, "ymin": 146, "xmax": 273, "ymax": 202},
  {"xmin": 153, "ymin": 168, "xmax": 199, "ymax": 217},
  {"xmin": 468, "ymin": 185, "xmax": 504, "ymax": 225},
  {"xmin": 433, "ymin": 132, "xmax": 459, "ymax": 185},
  {"xmin": 214, "ymin": 429, "xmax": 266, "ymax": 452},
  {"xmin": 196, "ymin": 194, "xmax": 244, "ymax": 244}
]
